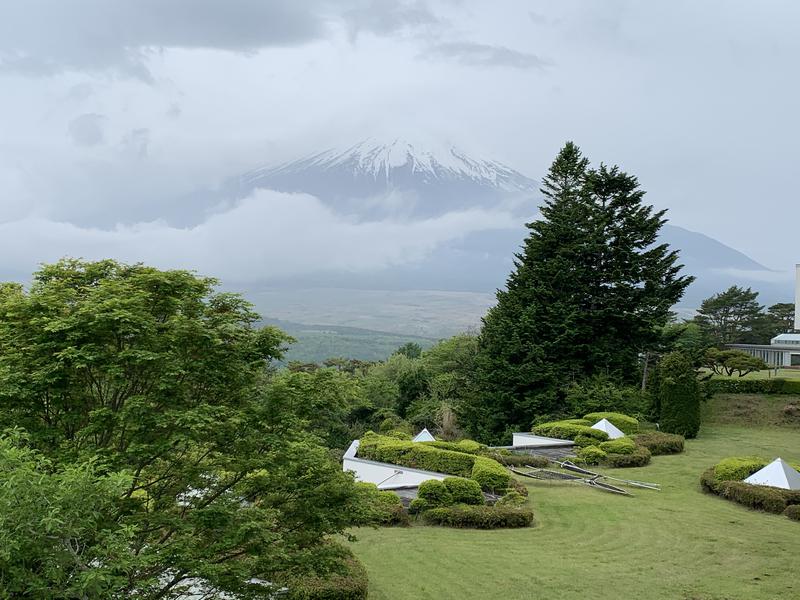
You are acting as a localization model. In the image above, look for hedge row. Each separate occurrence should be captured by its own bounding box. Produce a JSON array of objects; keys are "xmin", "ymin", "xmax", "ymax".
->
[
  {"xmin": 599, "ymin": 437, "xmax": 637, "ymax": 455},
  {"xmin": 417, "ymin": 478, "xmax": 484, "ymax": 507},
  {"xmin": 603, "ymin": 446, "xmax": 651, "ymax": 468},
  {"xmin": 422, "ymin": 504, "xmax": 534, "ymax": 529},
  {"xmin": 704, "ymin": 378, "xmax": 800, "ymax": 396},
  {"xmin": 632, "ymin": 431, "xmax": 684, "ymax": 455},
  {"xmin": 784, "ymin": 505, "xmax": 800, "ymax": 521},
  {"xmin": 423, "ymin": 439, "xmax": 484, "ymax": 454},
  {"xmin": 576, "ymin": 441, "xmax": 651, "ymax": 468},
  {"xmin": 532, "ymin": 421, "xmax": 609, "ymax": 445},
  {"xmin": 357, "ymin": 433, "xmax": 511, "ymax": 492},
  {"xmin": 284, "ymin": 546, "xmax": 369, "ymax": 600},
  {"xmin": 583, "ymin": 412, "xmax": 640, "ymax": 434}
]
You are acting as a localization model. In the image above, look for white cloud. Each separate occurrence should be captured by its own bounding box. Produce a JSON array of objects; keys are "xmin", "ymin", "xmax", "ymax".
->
[{"xmin": 0, "ymin": 190, "xmax": 518, "ymax": 282}]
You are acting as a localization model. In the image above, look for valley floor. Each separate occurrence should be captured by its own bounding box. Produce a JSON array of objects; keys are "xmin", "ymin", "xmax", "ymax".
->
[{"xmin": 349, "ymin": 414, "xmax": 800, "ymax": 599}]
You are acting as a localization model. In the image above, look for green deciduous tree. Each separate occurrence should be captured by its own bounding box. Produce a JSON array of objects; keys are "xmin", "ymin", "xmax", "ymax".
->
[
  {"xmin": 0, "ymin": 259, "xmax": 366, "ymax": 598},
  {"xmin": 657, "ymin": 351, "xmax": 701, "ymax": 438},
  {"xmin": 469, "ymin": 142, "xmax": 692, "ymax": 443}
]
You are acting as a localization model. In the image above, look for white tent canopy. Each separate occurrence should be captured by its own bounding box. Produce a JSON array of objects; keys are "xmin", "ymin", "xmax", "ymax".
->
[
  {"xmin": 412, "ymin": 428, "xmax": 435, "ymax": 442},
  {"xmin": 591, "ymin": 418, "xmax": 625, "ymax": 440},
  {"xmin": 744, "ymin": 458, "xmax": 800, "ymax": 490}
]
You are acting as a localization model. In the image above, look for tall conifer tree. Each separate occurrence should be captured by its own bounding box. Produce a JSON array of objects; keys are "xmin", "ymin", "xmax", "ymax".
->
[{"xmin": 466, "ymin": 142, "xmax": 692, "ymax": 443}]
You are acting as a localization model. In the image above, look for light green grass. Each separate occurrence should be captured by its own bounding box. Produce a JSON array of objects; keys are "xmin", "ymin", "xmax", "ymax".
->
[{"xmin": 349, "ymin": 422, "xmax": 800, "ymax": 599}]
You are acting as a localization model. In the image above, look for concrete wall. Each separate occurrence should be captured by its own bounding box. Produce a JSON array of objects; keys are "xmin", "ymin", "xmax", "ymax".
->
[{"xmin": 342, "ymin": 440, "xmax": 446, "ymax": 489}]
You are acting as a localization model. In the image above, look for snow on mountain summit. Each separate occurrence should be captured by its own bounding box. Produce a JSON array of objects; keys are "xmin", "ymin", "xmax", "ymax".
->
[{"xmin": 242, "ymin": 137, "xmax": 538, "ymax": 194}]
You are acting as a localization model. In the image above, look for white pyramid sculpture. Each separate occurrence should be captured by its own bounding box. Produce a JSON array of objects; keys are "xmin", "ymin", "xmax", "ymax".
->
[
  {"xmin": 591, "ymin": 418, "xmax": 625, "ymax": 440},
  {"xmin": 412, "ymin": 428, "xmax": 435, "ymax": 442},
  {"xmin": 744, "ymin": 458, "xmax": 800, "ymax": 490}
]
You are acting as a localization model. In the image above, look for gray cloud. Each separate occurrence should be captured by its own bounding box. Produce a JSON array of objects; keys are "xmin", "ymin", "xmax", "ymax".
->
[
  {"xmin": 425, "ymin": 42, "xmax": 549, "ymax": 69},
  {"xmin": 0, "ymin": 0, "xmax": 441, "ymax": 79},
  {"xmin": 121, "ymin": 128, "xmax": 150, "ymax": 159},
  {"xmin": 67, "ymin": 113, "xmax": 106, "ymax": 147}
]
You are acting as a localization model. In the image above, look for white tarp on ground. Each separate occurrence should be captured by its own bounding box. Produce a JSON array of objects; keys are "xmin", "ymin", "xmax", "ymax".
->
[
  {"xmin": 412, "ymin": 428, "xmax": 436, "ymax": 442},
  {"xmin": 591, "ymin": 418, "xmax": 625, "ymax": 440},
  {"xmin": 744, "ymin": 458, "xmax": 800, "ymax": 490}
]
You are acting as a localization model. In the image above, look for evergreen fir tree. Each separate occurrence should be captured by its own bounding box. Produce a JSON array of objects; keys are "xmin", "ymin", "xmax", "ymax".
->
[
  {"xmin": 465, "ymin": 142, "xmax": 693, "ymax": 443},
  {"xmin": 657, "ymin": 351, "xmax": 701, "ymax": 438}
]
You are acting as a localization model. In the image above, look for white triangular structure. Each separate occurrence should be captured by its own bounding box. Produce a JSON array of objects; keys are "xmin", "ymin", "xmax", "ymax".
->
[
  {"xmin": 591, "ymin": 418, "xmax": 625, "ymax": 440},
  {"xmin": 744, "ymin": 458, "xmax": 800, "ymax": 490},
  {"xmin": 412, "ymin": 428, "xmax": 435, "ymax": 442}
]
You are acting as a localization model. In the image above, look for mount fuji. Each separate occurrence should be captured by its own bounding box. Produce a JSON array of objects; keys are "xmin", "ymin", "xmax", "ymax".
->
[{"xmin": 231, "ymin": 137, "xmax": 777, "ymax": 309}]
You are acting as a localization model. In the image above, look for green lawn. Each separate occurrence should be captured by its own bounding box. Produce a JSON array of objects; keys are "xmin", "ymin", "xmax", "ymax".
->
[{"xmin": 349, "ymin": 413, "xmax": 800, "ymax": 599}]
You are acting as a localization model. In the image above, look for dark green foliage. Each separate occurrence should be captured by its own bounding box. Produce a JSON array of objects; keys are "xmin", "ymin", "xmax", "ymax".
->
[
  {"xmin": 657, "ymin": 352, "xmax": 701, "ymax": 438},
  {"xmin": 583, "ymin": 412, "xmax": 639, "ymax": 434},
  {"xmin": 704, "ymin": 378, "xmax": 800, "ymax": 396},
  {"xmin": 783, "ymin": 505, "xmax": 800, "ymax": 521},
  {"xmin": 471, "ymin": 457, "xmax": 513, "ymax": 493},
  {"xmin": 443, "ymin": 477, "xmax": 484, "ymax": 505},
  {"xmin": 704, "ymin": 348, "xmax": 768, "ymax": 378},
  {"xmin": 532, "ymin": 421, "xmax": 609, "ymax": 443},
  {"xmin": 284, "ymin": 546, "xmax": 369, "ymax": 600},
  {"xmin": 566, "ymin": 381, "xmax": 649, "ymax": 418},
  {"xmin": 469, "ymin": 142, "xmax": 692, "ymax": 443},
  {"xmin": 603, "ymin": 445, "xmax": 651, "ymax": 468},
  {"xmin": 422, "ymin": 505, "xmax": 534, "ymax": 529},
  {"xmin": 693, "ymin": 286, "xmax": 764, "ymax": 345},
  {"xmin": 632, "ymin": 431, "xmax": 684, "ymax": 455},
  {"xmin": 408, "ymin": 498, "xmax": 431, "ymax": 515},
  {"xmin": 395, "ymin": 342, "xmax": 423, "ymax": 359},
  {"xmin": 353, "ymin": 483, "xmax": 409, "ymax": 527},
  {"xmin": 417, "ymin": 480, "xmax": 454, "ymax": 507},
  {"xmin": 599, "ymin": 437, "xmax": 637, "ymax": 455}
]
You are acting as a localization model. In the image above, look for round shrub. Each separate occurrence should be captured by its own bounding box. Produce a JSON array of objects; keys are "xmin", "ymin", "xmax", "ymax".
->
[
  {"xmin": 583, "ymin": 412, "xmax": 639, "ymax": 435},
  {"xmin": 577, "ymin": 445, "xmax": 607, "ymax": 465},
  {"xmin": 783, "ymin": 505, "xmax": 800, "ymax": 521},
  {"xmin": 417, "ymin": 479, "xmax": 453, "ymax": 507},
  {"xmin": 443, "ymin": 477, "xmax": 484, "ymax": 505},
  {"xmin": 599, "ymin": 437, "xmax": 637, "ymax": 455},
  {"xmin": 603, "ymin": 445, "xmax": 651, "ymax": 468},
  {"xmin": 633, "ymin": 431, "xmax": 684, "ymax": 455},
  {"xmin": 408, "ymin": 498, "xmax": 431, "ymax": 515},
  {"xmin": 471, "ymin": 456, "xmax": 511, "ymax": 492}
]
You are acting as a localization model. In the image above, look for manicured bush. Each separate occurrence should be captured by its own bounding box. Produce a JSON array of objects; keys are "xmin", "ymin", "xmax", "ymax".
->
[
  {"xmin": 603, "ymin": 445, "xmax": 651, "ymax": 468},
  {"xmin": 507, "ymin": 478, "xmax": 529, "ymax": 498},
  {"xmin": 712, "ymin": 457, "xmax": 767, "ymax": 482},
  {"xmin": 443, "ymin": 477, "xmax": 484, "ymax": 505},
  {"xmin": 422, "ymin": 505, "xmax": 534, "ymax": 529},
  {"xmin": 484, "ymin": 452, "xmax": 548, "ymax": 467},
  {"xmin": 353, "ymin": 483, "xmax": 409, "ymax": 527},
  {"xmin": 577, "ymin": 445, "xmax": 607, "ymax": 465},
  {"xmin": 532, "ymin": 421, "xmax": 609, "ymax": 444},
  {"xmin": 657, "ymin": 352, "xmax": 701, "ymax": 438},
  {"xmin": 385, "ymin": 430, "xmax": 412, "ymax": 440},
  {"xmin": 284, "ymin": 546, "xmax": 369, "ymax": 600},
  {"xmin": 599, "ymin": 437, "xmax": 637, "ymax": 455},
  {"xmin": 704, "ymin": 378, "xmax": 800, "ymax": 396},
  {"xmin": 496, "ymin": 490, "xmax": 527, "ymax": 507},
  {"xmin": 408, "ymin": 498, "xmax": 431, "ymax": 515},
  {"xmin": 471, "ymin": 456, "xmax": 512, "ymax": 492},
  {"xmin": 632, "ymin": 431, "xmax": 684, "ymax": 455},
  {"xmin": 701, "ymin": 463, "xmax": 800, "ymax": 517},
  {"xmin": 783, "ymin": 505, "xmax": 800, "ymax": 521},
  {"xmin": 583, "ymin": 412, "xmax": 639, "ymax": 434},
  {"xmin": 417, "ymin": 480, "xmax": 453, "ymax": 507}
]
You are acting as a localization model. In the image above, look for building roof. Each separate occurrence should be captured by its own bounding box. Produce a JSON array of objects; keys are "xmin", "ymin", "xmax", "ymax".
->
[
  {"xmin": 771, "ymin": 333, "xmax": 800, "ymax": 344},
  {"xmin": 744, "ymin": 458, "xmax": 800, "ymax": 490}
]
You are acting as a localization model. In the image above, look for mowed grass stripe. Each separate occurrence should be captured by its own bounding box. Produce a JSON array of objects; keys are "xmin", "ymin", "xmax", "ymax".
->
[{"xmin": 349, "ymin": 424, "xmax": 800, "ymax": 600}]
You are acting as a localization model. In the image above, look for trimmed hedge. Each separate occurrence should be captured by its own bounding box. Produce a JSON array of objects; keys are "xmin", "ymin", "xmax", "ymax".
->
[
  {"xmin": 423, "ymin": 439, "xmax": 484, "ymax": 454},
  {"xmin": 583, "ymin": 412, "xmax": 639, "ymax": 434},
  {"xmin": 701, "ymin": 464, "xmax": 800, "ymax": 519},
  {"xmin": 443, "ymin": 477, "xmax": 484, "ymax": 505},
  {"xmin": 599, "ymin": 437, "xmax": 637, "ymax": 455},
  {"xmin": 784, "ymin": 505, "xmax": 800, "ymax": 521},
  {"xmin": 532, "ymin": 421, "xmax": 609, "ymax": 444},
  {"xmin": 422, "ymin": 504, "xmax": 534, "ymax": 529},
  {"xmin": 417, "ymin": 480, "xmax": 453, "ymax": 507},
  {"xmin": 496, "ymin": 490, "xmax": 527, "ymax": 507},
  {"xmin": 357, "ymin": 433, "xmax": 510, "ymax": 492},
  {"xmin": 353, "ymin": 482, "xmax": 409, "ymax": 527},
  {"xmin": 632, "ymin": 431, "xmax": 684, "ymax": 455},
  {"xmin": 712, "ymin": 457, "xmax": 767, "ymax": 482},
  {"xmin": 704, "ymin": 378, "xmax": 800, "ymax": 396},
  {"xmin": 603, "ymin": 445, "xmax": 651, "ymax": 468},
  {"xmin": 577, "ymin": 445, "xmax": 607, "ymax": 465},
  {"xmin": 284, "ymin": 548, "xmax": 369, "ymax": 600}
]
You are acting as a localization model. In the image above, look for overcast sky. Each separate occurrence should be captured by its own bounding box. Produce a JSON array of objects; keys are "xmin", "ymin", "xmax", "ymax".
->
[{"xmin": 0, "ymin": 0, "xmax": 798, "ymax": 284}]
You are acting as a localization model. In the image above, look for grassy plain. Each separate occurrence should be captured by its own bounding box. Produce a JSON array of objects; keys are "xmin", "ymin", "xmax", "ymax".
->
[{"xmin": 349, "ymin": 396, "xmax": 800, "ymax": 600}]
